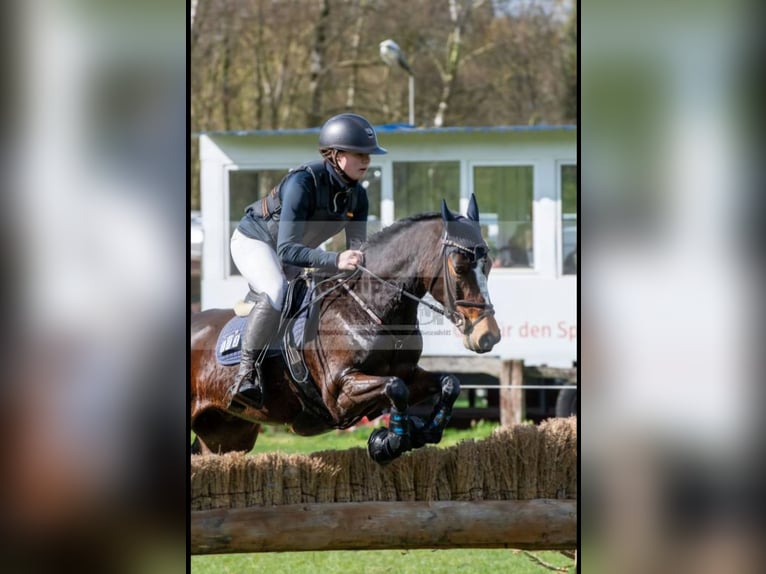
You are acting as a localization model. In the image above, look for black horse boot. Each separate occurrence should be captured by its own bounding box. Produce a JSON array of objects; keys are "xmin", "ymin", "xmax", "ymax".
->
[{"xmin": 229, "ymin": 293, "xmax": 281, "ymax": 410}]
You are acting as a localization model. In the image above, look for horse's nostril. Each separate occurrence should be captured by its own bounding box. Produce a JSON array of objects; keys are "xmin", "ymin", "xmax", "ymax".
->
[{"xmin": 478, "ymin": 333, "xmax": 496, "ymax": 351}]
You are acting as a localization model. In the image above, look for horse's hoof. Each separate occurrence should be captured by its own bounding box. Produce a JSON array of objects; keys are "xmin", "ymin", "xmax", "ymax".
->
[
  {"xmin": 422, "ymin": 429, "xmax": 443, "ymax": 445},
  {"xmin": 367, "ymin": 428, "xmax": 396, "ymax": 465}
]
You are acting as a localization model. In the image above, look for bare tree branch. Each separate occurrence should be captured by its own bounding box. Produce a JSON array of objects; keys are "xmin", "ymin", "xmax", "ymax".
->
[
  {"xmin": 433, "ymin": 0, "xmax": 474, "ymax": 127},
  {"xmin": 307, "ymin": 0, "xmax": 330, "ymax": 127},
  {"xmin": 190, "ymin": 0, "xmax": 198, "ymax": 29},
  {"xmin": 344, "ymin": 0, "xmax": 371, "ymax": 110}
]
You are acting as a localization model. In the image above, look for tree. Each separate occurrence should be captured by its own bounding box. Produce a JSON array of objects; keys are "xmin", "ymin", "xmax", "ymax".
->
[
  {"xmin": 307, "ymin": 0, "xmax": 331, "ymax": 126},
  {"xmin": 562, "ymin": 3, "xmax": 577, "ymax": 123},
  {"xmin": 189, "ymin": 0, "xmax": 578, "ymax": 207},
  {"xmin": 432, "ymin": 0, "xmax": 487, "ymax": 127}
]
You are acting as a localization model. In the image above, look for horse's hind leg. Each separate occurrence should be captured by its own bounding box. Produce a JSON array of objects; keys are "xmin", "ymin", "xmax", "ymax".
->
[
  {"xmin": 366, "ymin": 377, "xmax": 413, "ymax": 465},
  {"xmin": 191, "ymin": 408, "xmax": 261, "ymax": 454}
]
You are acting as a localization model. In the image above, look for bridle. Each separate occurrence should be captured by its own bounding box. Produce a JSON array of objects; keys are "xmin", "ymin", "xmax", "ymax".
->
[
  {"xmin": 297, "ymin": 221, "xmax": 495, "ymax": 339},
  {"xmin": 437, "ymin": 230, "xmax": 496, "ymax": 334}
]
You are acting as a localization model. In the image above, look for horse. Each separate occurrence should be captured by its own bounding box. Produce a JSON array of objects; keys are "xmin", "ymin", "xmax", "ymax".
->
[{"xmin": 190, "ymin": 194, "xmax": 502, "ymax": 464}]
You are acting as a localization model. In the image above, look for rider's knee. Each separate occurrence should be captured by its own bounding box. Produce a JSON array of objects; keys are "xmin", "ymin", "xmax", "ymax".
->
[{"xmin": 262, "ymin": 279, "xmax": 287, "ymax": 310}]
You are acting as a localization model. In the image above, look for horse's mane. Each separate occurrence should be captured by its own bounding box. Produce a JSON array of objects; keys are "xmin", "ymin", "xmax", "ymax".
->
[{"xmin": 363, "ymin": 212, "xmax": 441, "ymax": 251}]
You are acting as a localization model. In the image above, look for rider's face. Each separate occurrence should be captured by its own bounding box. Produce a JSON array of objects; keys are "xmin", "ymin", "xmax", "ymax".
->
[{"xmin": 337, "ymin": 151, "xmax": 371, "ymax": 181}]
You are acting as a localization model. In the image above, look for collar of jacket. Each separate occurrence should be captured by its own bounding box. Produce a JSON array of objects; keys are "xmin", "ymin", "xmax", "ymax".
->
[{"xmin": 324, "ymin": 160, "xmax": 357, "ymax": 189}]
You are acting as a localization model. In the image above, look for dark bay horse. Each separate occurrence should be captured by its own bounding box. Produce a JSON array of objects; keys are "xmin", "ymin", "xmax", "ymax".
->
[{"xmin": 190, "ymin": 195, "xmax": 501, "ymax": 464}]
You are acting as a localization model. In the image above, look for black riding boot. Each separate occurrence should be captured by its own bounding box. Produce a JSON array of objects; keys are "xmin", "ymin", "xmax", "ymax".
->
[{"xmin": 229, "ymin": 293, "xmax": 281, "ymax": 410}]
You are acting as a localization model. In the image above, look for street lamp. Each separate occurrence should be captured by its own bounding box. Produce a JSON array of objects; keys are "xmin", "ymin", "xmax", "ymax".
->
[{"xmin": 379, "ymin": 39, "xmax": 414, "ymax": 126}]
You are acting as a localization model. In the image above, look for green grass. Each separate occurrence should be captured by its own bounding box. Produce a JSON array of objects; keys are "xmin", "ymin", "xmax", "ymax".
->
[
  {"xmin": 191, "ymin": 549, "xmax": 574, "ymax": 574},
  {"xmin": 249, "ymin": 418, "xmax": 500, "ymax": 455},
  {"xmin": 192, "ymin": 420, "xmax": 575, "ymax": 573}
]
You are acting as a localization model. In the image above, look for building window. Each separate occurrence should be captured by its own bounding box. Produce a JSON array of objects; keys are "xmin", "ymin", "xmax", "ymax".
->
[
  {"xmin": 228, "ymin": 167, "xmax": 383, "ymax": 274},
  {"xmin": 472, "ymin": 165, "xmax": 534, "ymax": 269},
  {"xmin": 228, "ymin": 168, "xmax": 289, "ymax": 275},
  {"xmin": 561, "ymin": 164, "xmax": 577, "ymax": 275},
  {"xmin": 393, "ymin": 161, "xmax": 460, "ymax": 219}
]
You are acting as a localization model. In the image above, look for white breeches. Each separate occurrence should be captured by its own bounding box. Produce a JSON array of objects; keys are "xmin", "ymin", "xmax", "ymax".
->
[{"xmin": 230, "ymin": 229, "xmax": 286, "ymax": 310}]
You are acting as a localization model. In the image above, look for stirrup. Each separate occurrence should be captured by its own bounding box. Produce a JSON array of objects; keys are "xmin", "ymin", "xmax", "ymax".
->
[
  {"xmin": 231, "ymin": 386, "xmax": 263, "ymax": 410},
  {"xmin": 230, "ymin": 364, "xmax": 264, "ymax": 410}
]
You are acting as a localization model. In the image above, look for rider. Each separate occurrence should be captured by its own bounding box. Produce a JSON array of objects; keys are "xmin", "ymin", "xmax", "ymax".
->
[{"xmin": 228, "ymin": 113, "xmax": 387, "ymax": 409}]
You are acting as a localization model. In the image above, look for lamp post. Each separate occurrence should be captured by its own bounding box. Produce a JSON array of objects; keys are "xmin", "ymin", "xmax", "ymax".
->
[{"xmin": 379, "ymin": 39, "xmax": 414, "ymax": 126}]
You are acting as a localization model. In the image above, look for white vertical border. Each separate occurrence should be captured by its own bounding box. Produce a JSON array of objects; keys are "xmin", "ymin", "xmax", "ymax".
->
[
  {"xmin": 555, "ymin": 159, "xmax": 578, "ymax": 278},
  {"xmin": 379, "ymin": 159, "xmax": 395, "ymax": 227}
]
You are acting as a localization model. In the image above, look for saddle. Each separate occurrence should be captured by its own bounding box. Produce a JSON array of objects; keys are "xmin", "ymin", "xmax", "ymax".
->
[
  {"xmin": 217, "ymin": 271, "xmax": 345, "ymax": 425},
  {"xmin": 216, "ymin": 273, "xmax": 319, "ymax": 384}
]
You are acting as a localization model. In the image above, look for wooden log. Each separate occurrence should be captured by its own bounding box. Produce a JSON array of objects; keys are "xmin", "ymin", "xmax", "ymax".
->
[
  {"xmin": 500, "ymin": 360, "xmax": 524, "ymax": 426},
  {"xmin": 191, "ymin": 499, "xmax": 577, "ymax": 554}
]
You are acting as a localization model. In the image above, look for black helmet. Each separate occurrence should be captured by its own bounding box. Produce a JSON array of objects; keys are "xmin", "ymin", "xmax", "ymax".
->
[{"xmin": 318, "ymin": 113, "xmax": 387, "ymax": 154}]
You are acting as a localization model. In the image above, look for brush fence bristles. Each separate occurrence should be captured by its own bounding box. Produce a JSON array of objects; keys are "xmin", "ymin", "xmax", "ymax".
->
[{"xmin": 191, "ymin": 417, "xmax": 577, "ymax": 511}]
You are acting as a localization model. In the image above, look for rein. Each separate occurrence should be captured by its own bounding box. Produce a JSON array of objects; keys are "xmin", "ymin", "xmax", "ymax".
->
[
  {"xmin": 291, "ymin": 225, "xmax": 495, "ymax": 341},
  {"xmin": 254, "ymin": 269, "xmax": 359, "ymax": 365},
  {"xmin": 339, "ymin": 280, "xmax": 409, "ymax": 350},
  {"xmin": 355, "ymin": 236, "xmax": 495, "ymax": 336},
  {"xmin": 289, "ymin": 268, "xmax": 361, "ymax": 319},
  {"xmin": 355, "ymin": 264, "xmax": 453, "ymax": 323}
]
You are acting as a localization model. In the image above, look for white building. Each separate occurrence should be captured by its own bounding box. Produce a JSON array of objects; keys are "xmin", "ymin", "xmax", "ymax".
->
[{"xmin": 197, "ymin": 124, "xmax": 577, "ymax": 367}]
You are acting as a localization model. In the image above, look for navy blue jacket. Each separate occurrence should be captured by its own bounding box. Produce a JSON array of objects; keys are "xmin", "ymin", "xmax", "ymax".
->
[{"xmin": 236, "ymin": 161, "xmax": 368, "ymax": 271}]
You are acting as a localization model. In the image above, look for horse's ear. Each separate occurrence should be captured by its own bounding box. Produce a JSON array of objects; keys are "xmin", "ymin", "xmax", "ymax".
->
[
  {"xmin": 441, "ymin": 199, "xmax": 455, "ymax": 222},
  {"xmin": 466, "ymin": 193, "xmax": 480, "ymax": 221}
]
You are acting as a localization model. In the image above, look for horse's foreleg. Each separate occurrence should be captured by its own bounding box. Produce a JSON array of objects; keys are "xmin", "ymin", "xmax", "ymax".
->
[
  {"xmin": 366, "ymin": 377, "xmax": 414, "ymax": 465},
  {"xmin": 426, "ymin": 372, "xmax": 461, "ymax": 440},
  {"xmin": 407, "ymin": 368, "xmax": 461, "ymax": 446}
]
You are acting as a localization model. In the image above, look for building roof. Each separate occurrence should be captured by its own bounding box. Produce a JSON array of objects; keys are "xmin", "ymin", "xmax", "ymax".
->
[{"xmin": 195, "ymin": 124, "xmax": 577, "ymax": 138}]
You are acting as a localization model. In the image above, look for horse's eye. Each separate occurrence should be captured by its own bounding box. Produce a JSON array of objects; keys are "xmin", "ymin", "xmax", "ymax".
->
[{"xmin": 450, "ymin": 252, "xmax": 471, "ymax": 274}]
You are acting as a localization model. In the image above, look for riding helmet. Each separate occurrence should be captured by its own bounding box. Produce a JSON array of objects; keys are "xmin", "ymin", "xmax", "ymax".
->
[{"xmin": 318, "ymin": 113, "xmax": 387, "ymax": 154}]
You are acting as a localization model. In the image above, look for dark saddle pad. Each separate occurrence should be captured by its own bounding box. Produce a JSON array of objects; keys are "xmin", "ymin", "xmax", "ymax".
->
[{"xmin": 215, "ymin": 276, "xmax": 317, "ymax": 376}]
